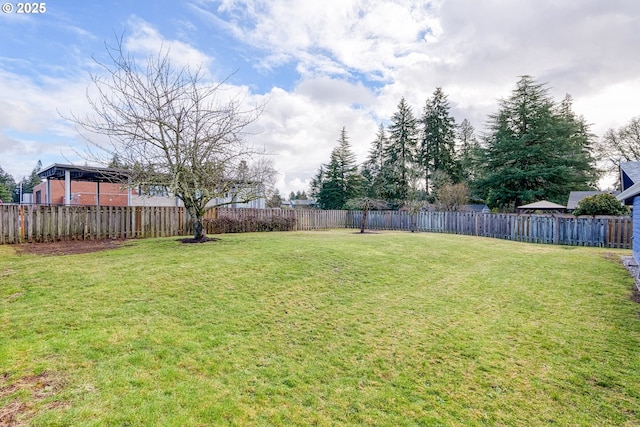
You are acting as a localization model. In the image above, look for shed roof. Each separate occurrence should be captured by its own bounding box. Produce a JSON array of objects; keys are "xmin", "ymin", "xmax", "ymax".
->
[{"xmin": 517, "ymin": 200, "xmax": 566, "ymax": 210}]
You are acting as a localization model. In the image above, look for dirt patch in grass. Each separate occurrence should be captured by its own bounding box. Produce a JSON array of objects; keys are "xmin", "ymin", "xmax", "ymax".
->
[
  {"xmin": 178, "ymin": 236, "xmax": 220, "ymax": 244},
  {"xmin": 15, "ymin": 239, "xmax": 127, "ymax": 256},
  {"xmin": 603, "ymin": 252, "xmax": 622, "ymax": 262},
  {"xmin": 632, "ymin": 286, "xmax": 640, "ymax": 304},
  {"xmin": 0, "ymin": 372, "xmax": 65, "ymax": 426}
]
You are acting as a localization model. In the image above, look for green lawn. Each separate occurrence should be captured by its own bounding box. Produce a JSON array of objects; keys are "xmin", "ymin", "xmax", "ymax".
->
[{"xmin": 1, "ymin": 230, "xmax": 640, "ymax": 426}]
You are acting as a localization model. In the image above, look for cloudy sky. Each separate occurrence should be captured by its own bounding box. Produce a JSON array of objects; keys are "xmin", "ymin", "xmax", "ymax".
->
[{"xmin": 1, "ymin": 0, "xmax": 639, "ymax": 193}]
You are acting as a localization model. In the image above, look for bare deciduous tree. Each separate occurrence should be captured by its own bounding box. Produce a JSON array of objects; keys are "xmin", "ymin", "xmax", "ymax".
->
[
  {"xmin": 597, "ymin": 116, "xmax": 640, "ymax": 172},
  {"xmin": 345, "ymin": 197, "xmax": 388, "ymax": 233},
  {"xmin": 68, "ymin": 40, "xmax": 274, "ymax": 240},
  {"xmin": 436, "ymin": 182, "xmax": 470, "ymax": 212}
]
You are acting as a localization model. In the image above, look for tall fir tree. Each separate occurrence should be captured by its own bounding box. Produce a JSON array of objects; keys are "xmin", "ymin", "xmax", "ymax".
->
[
  {"xmin": 309, "ymin": 166, "xmax": 324, "ymax": 200},
  {"xmin": 384, "ymin": 97, "xmax": 418, "ymax": 202},
  {"xmin": 553, "ymin": 94, "xmax": 599, "ymax": 193},
  {"xmin": 480, "ymin": 76, "xmax": 598, "ymax": 210},
  {"xmin": 316, "ymin": 127, "xmax": 363, "ymax": 209},
  {"xmin": 361, "ymin": 124, "xmax": 388, "ymax": 199},
  {"xmin": 456, "ymin": 119, "xmax": 478, "ymax": 180},
  {"xmin": 455, "ymin": 118, "xmax": 485, "ymax": 197},
  {"xmin": 419, "ymin": 87, "xmax": 458, "ymax": 194}
]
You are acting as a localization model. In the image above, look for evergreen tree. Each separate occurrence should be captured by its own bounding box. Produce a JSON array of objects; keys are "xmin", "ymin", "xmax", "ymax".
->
[
  {"xmin": 0, "ymin": 182, "xmax": 10, "ymax": 203},
  {"xmin": 456, "ymin": 119, "xmax": 482, "ymax": 182},
  {"xmin": 266, "ymin": 188, "xmax": 284, "ymax": 208},
  {"xmin": 0, "ymin": 165, "xmax": 16, "ymax": 203},
  {"xmin": 553, "ymin": 94, "xmax": 599, "ymax": 194},
  {"xmin": 419, "ymin": 87, "xmax": 457, "ymax": 194},
  {"xmin": 317, "ymin": 127, "xmax": 363, "ymax": 209},
  {"xmin": 479, "ymin": 76, "xmax": 598, "ymax": 210},
  {"xmin": 309, "ymin": 166, "xmax": 324, "ymax": 200},
  {"xmin": 384, "ymin": 98, "xmax": 418, "ymax": 202},
  {"xmin": 361, "ymin": 124, "xmax": 388, "ymax": 199},
  {"xmin": 20, "ymin": 160, "xmax": 43, "ymax": 196},
  {"xmin": 456, "ymin": 119, "xmax": 486, "ymax": 201}
]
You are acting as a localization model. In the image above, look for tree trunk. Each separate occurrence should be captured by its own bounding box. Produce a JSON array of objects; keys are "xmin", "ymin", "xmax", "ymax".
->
[
  {"xmin": 360, "ymin": 208, "xmax": 368, "ymax": 233},
  {"xmin": 360, "ymin": 198, "xmax": 371, "ymax": 234},
  {"xmin": 193, "ymin": 217, "xmax": 204, "ymax": 240},
  {"xmin": 187, "ymin": 205, "xmax": 206, "ymax": 240}
]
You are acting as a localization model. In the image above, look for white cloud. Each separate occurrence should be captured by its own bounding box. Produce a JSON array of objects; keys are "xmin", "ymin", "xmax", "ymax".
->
[
  {"xmin": 0, "ymin": 64, "xmax": 93, "ymax": 177},
  {"xmin": 204, "ymin": 0, "xmax": 438, "ymax": 80},
  {"xmin": 574, "ymin": 78, "xmax": 640, "ymax": 136},
  {"xmin": 247, "ymin": 81, "xmax": 378, "ymax": 192},
  {"xmin": 123, "ymin": 16, "xmax": 213, "ymax": 73},
  {"xmin": 205, "ymin": 0, "xmax": 640, "ymax": 133}
]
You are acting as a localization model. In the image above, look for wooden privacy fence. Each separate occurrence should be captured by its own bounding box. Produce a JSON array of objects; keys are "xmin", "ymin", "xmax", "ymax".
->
[
  {"xmin": 346, "ymin": 211, "xmax": 632, "ymax": 249},
  {"xmin": 0, "ymin": 205, "xmax": 633, "ymax": 249},
  {"xmin": 295, "ymin": 209, "xmax": 348, "ymax": 230},
  {"xmin": 0, "ymin": 205, "xmax": 190, "ymax": 244}
]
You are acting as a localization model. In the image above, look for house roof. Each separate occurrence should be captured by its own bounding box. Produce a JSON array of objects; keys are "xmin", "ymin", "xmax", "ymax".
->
[
  {"xmin": 517, "ymin": 200, "xmax": 566, "ymax": 210},
  {"xmin": 291, "ymin": 199, "xmax": 316, "ymax": 206},
  {"xmin": 617, "ymin": 162, "xmax": 640, "ymax": 203},
  {"xmin": 38, "ymin": 163, "xmax": 128, "ymax": 183},
  {"xmin": 459, "ymin": 204, "xmax": 490, "ymax": 213},
  {"xmin": 620, "ymin": 162, "xmax": 640, "ymax": 186},
  {"xmin": 567, "ymin": 191, "xmax": 617, "ymax": 210}
]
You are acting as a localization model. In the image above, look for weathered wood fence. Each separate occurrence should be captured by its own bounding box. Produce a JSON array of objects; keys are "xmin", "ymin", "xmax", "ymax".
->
[
  {"xmin": 346, "ymin": 211, "xmax": 632, "ymax": 249},
  {"xmin": 0, "ymin": 205, "xmax": 189, "ymax": 244},
  {"xmin": 293, "ymin": 209, "xmax": 348, "ymax": 230},
  {"xmin": 0, "ymin": 205, "xmax": 633, "ymax": 249}
]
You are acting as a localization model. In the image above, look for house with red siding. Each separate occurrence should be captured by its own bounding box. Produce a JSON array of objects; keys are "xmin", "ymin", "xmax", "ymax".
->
[{"xmin": 35, "ymin": 163, "xmax": 265, "ymax": 208}]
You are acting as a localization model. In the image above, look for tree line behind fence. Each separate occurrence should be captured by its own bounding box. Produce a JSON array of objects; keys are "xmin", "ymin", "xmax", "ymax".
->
[{"xmin": 0, "ymin": 205, "xmax": 632, "ymax": 249}]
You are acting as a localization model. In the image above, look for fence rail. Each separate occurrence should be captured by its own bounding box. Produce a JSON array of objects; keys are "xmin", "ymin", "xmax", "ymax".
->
[{"xmin": 0, "ymin": 205, "xmax": 633, "ymax": 249}]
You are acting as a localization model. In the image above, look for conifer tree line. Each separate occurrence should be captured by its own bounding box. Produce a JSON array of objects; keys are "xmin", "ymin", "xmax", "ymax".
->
[
  {"xmin": 0, "ymin": 160, "xmax": 42, "ymax": 203},
  {"xmin": 310, "ymin": 76, "xmax": 602, "ymax": 212}
]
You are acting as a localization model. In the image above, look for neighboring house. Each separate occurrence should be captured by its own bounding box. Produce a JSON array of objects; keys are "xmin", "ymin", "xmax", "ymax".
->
[
  {"xmin": 567, "ymin": 191, "xmax": 619, "ymax": 212},
  {"xmin": 34, "ymin": 180, "xmax": 133, "ymax": 206},
  {"xmin": 34, "ymin": 164, "xmax": 132, "ymax": 206},
  {"xmin": 619, "ymin": 162, "xmax": 640, "ymax": 192},
  {"xmin": 459, "ymin": 204, "xmax": 490, "ymax": 213},
  {"xmin": 616, "ymin": 162, "xmax": 640, "ymax": 264},
  {"xmin": 281, "ymin": 199, "xmax": 317, "ymax": 209},
  {"xmin": 35, "ymin": 163, "xmax": 265, "ymax": 208}
]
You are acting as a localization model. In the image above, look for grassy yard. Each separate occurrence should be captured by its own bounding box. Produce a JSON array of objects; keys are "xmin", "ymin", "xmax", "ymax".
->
[{"xmin": 1, "ymin": 230, "xmax": 640, "ymax": 426}]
